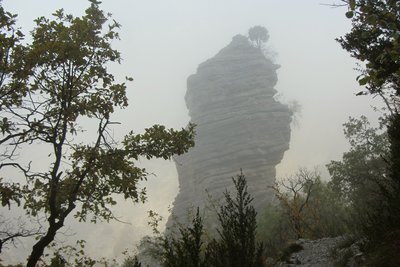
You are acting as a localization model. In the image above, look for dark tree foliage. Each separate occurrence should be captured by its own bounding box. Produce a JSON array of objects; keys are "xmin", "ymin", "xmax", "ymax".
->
[
  {"xmin": 160, "ymin": 172, "xmax": 264, "ymax": 267},
  {"xmin": 326, "ymin": 117, "xmax": 390, "ymax": 242},
  {"xmin": 327, "ymin": 116, "xmax": 389, "ymax": 206},
  {"xmin": 121, "ymin": 256, "xmax": 142, "ymax": 267},
  {"xmin": 337, "ymin": 0, "xmax": 400, "ymax": 97},
  {"xmin": 365, "ymin": 113, "xmax": 400, "ymax": 265},
  {"xmin": 0, "ymin": 0, "xmax": 40, "ymax": 254},
  {"xmin": 339, "ymin": 0, "xmax": 400, "ymax": 265},
  {"xmin": 0, "ymin": 0, "xmax": 25, "ymax": 206},
  {"xmin": 161, "ymin": 208, "xmax": 204, "ymax": 267},
  {"xmin": 0, "ymin": 1, "xmax": 195, "ymax": 266},
  {"xmin": 204, "ymin": 172, "xmax": 264, "ymax": 267},
  {"xmin": 0, "ymin": 0, "xmax": 27, "ymax": 111},
  {"xmin": 248, "ymin": 26, "xmax": 269, "ymax": 49}
]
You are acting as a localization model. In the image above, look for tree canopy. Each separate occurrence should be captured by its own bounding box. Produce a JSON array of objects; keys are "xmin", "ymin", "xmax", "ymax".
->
[
  {"xmin": 337, "ymin": 0, "xmax": 400, "ymax": 112},
  {"xmin": 339, "ymin": 0, "xmax": 400, "ymax": 264},
  {"xmin": 0, "ymin": 1, "xmax": 195, "ymax": 266},
  {"xmin": 248, "ymin": 26, "xmax": 269, "ymax": 49},
  {"xmin": 327, "ymin": 116, "xmax": 389, "ymax": 203}
]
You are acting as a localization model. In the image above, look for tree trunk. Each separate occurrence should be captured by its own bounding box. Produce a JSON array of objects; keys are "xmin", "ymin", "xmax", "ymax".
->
[
  {"xmin": 387, "ymin": 113, "xmax": 400, "ymax": 224},
  {"xmin": 389, "ymin": 113, "xmax": 400, "ymax": 186},
  {"xmin": 26, "ymin": 223, "xmax": 61, "ymax": 267}
]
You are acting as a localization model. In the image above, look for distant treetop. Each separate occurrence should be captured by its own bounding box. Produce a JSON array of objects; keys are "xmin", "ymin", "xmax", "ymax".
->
[{"xmin": 248, "ymin": 25, "xmax": 269, "ymax": 49}]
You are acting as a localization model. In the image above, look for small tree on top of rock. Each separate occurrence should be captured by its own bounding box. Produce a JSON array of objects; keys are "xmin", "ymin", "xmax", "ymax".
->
[{"xmin": 248, "ymin": 25, "xmax": 269, "ymax": 49}]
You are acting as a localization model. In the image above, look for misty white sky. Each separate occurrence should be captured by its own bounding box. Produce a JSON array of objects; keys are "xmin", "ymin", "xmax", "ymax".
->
[{"xmin": 1, "ymin": 0, "xmax": 383, "ymax": 263}]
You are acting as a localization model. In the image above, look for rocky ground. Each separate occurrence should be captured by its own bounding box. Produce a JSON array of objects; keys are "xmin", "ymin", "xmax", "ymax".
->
[{"xmin": 277, "ymin": 236, "xmax": 365, "ymax": 267}]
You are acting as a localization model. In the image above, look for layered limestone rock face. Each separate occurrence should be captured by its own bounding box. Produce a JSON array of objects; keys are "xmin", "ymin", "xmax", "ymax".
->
[{"xmin": 169, "ymin": 34, "xmax": 291, "ymax": 226}]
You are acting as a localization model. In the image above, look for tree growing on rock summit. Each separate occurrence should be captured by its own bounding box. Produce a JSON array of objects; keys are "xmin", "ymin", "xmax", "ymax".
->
[{"xmin": 248, "ymin": 26, "xmax": 269, "ymax": 49}]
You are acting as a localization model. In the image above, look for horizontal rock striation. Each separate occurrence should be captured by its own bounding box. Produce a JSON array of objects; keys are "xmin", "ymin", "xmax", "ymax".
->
[{"xmin": 168, "ymin": 34, "xmax": 292, "ymax": 227}]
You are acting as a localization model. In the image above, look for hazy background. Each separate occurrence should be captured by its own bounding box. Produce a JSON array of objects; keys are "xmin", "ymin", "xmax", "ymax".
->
[{"xmin": 1, "ymin": 0, "xmax": 383, "ymax": 263}]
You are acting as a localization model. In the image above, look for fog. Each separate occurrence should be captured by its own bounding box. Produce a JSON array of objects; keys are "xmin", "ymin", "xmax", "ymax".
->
[{"xmin": 1, "ymin": 0, "xmax": 383, "ymax": 263}]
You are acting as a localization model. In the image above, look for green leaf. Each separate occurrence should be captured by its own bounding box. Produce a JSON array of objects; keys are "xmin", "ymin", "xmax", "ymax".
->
[
  {"xmin": 345, "ymin": 11, "xmax": 354, "ymax": 19},
  {"xmin": 358, "ymin": 76, "xmax": 369, "ymax": 86},
  {"xmin": 349, "ymin": 0, "xmax": 356, "ymax": 10},
  {"xmin": 366, "ymin": 14, "xmax": 378, "ymax": 25}
]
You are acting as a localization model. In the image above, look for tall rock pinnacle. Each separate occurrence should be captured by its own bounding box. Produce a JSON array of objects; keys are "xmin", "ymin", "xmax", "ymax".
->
[{"xmin": 169, "ymin": 34, "xmax": 292, "ymax": 227}]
